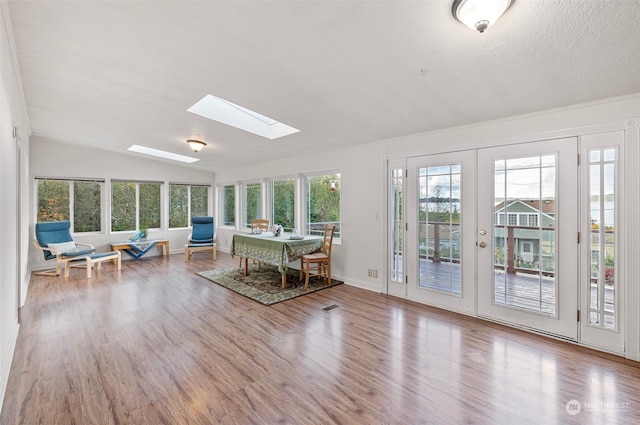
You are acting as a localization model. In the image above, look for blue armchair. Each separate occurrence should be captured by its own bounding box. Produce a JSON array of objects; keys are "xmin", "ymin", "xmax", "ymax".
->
[
  {"xmin": 184, "ymin": 216, "xmax": 217, "ymax": 261},
  {"xmin": 34, "ymin": 221, "xmax": 121, "ymax": 278}
]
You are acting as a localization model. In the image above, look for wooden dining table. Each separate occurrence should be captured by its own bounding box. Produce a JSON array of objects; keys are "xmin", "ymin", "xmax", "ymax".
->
[{"xmin": 230, "ymin": 233, "xmax": 323, "ymax": 288}]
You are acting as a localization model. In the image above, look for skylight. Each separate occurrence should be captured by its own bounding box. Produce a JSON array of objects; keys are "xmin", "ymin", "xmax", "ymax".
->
[
  {"xmin": 187, "ymin": 95, "xmax": 299, "ymax": 140},
  {"xmin": 127, "ymin": 145, "xmax": 200, "ymax": 164}
]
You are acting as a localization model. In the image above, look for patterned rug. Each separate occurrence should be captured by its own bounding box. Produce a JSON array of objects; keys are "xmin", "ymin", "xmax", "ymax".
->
[{"xmin": 197, "ymin": 265, "xmax": 343, "ymax": 305}]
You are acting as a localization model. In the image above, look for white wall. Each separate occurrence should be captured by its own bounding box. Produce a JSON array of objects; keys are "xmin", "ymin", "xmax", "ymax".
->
[
  {"xmin": 0, "ymin": 1, "xmax": 30, "ymax": 415},
  {"xmin": 29, "ymin": 137, "xmax": 215, "ymax": 269},
  {"xmin": 215, "ymin": 94, "xmax": 640, "ymax": 298}
]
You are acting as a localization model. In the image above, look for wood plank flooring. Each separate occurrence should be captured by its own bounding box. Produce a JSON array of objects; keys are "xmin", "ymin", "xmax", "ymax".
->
[{"xmin": 2, "ymin": 252, "xmax": 640, "ymax": 424}]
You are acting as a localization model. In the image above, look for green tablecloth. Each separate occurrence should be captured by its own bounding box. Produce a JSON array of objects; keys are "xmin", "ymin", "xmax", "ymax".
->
[{"xmin": 231, "ymin": 234, "xmax": 323, "ymax": 274}]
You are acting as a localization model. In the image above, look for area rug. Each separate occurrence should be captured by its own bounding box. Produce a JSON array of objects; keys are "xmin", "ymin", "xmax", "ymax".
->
[{"xmin": 197, "ymin": 265, "xmax": 343, "ymax": 306}]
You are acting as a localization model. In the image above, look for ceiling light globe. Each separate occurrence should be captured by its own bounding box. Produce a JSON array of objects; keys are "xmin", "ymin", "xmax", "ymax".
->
[
  {"xmin": 452, "ymin": 0, "xmax": 514, "ymax": 33},
  {"xmin": 187, "ymin": 139, "xmax": 206, "ymax": 152}
]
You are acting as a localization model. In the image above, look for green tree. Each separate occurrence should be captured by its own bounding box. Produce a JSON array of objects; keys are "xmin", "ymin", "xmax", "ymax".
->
[
  {"xmin": 140, "ymin": 183, "xmax": 161, "ymax": 229},
  {"xmin": 244, "ymin": 183, "xmax": 261, "ymax": 228},
  {"xmin": 223, "ymin": 185, "xmax": 235, "ymax": 226},
  {"xmin": 308, "ymin": 174, "xmax": 340, "ymax": 235},
  {"xmin": 191, "ymin": 186, "xmax": 209, "ymax": 217},
  {"xmin": 38, "ymin": 180, "xmax": 70, "ymax": 222},
  {"xmin": 169, "ymin": 184, "xmax": 189, "ymax": 228},
  {"xmin": 111, "ymin": 182, "xmax": 136, "ymax": 231},
  {"xmin": 273, "ymin": 179, "xmax": 295, "ymax": 231},
  {"xmin": 74, "ymin": 181, "xmax": 101, "ymax": 232}
]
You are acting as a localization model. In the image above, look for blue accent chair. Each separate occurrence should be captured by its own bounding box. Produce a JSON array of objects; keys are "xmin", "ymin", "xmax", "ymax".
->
[
  {"xmin": 184, "ymin": 216, "xmax": 217, "ymax": 261},
  {"xmin": 34, "ymin": 221, "xmax": 121, "ymax": 278}
]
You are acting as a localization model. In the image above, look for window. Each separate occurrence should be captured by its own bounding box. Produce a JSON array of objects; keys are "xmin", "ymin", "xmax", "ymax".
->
[
  {"xmin": 221, "ymin": 184, "xmax": 236, "ymax": 227},
  {"xmin": 588, "ymin": 147, "xmax": 617, "ymax": 330},
  {"xmin": 305, "ymin": 172, "xmax": 340, "ymax": 237},
  {"xmin": 418, "ymin": 164, "xmax": 461, "ymax": 294},
  {"xmin": 242, "ymin": 182, "xmax": 262, "ymax": 229},
  {"xmin": 112, "ymin": 180, "xmax": 161, "ymax": 231},
  {"xmin": 139, "ymin": 183, "xmax": 161, "ymax": 229},
  {"xmin": 37, "ymin": 178, "xmax": 103, "ymax": 233},
  {"xmin": 271, "ymin": 178, "xmax": 295, "ymax": 232},
  {"xmin": 169, "ymin": 183, "xmax": 210, "ymax": 228},
  {"xmin": 390, "ymin": 167, "xmax": 403, "ymax": 283}
]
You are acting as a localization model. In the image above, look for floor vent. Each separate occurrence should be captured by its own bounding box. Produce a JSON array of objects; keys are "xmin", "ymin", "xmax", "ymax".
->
[{"xmin": 322, "ymin": 304, "xmax": 339, "ymax": 311}]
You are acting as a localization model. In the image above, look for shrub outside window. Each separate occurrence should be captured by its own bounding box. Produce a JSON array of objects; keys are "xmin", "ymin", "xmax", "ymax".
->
[
  {"xmin": 222, "ymin": 184, "xmax": 236, "ymax": 227},
  {"xmin": 112, "ymin": 181, "xmax": 161, "ymax": 232},
  {"xmin": 37, "ymin": 178, "xmax": 102, "ymax": 233},
  {"xmin": 169, "ymin": 183, "xmax": 210, "ymax": 228},
  {"xmin": 271, "ymin": 178, "xmax": 295, "ymax": 232},
  {"xmin": 305, "ymin": 173, "xmax": 340, "ymax": 238},
  {"xmin": 242, "ymin": 182, "xmax": 262, "ymax": 229}
]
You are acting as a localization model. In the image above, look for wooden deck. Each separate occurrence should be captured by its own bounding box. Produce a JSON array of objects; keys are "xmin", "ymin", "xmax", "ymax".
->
[{"xmin": 2, "ymin": 252, "xmax": 639, "ymax": 424}]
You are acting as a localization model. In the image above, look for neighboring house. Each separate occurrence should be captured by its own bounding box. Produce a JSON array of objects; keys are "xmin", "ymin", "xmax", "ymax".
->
[{"xmin": 493, "ymin": 199, "xmax": 556, "ymax": 274}]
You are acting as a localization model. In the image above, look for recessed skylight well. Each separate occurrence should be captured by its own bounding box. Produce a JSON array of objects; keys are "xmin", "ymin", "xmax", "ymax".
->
[
  {"xmin": 187, "ymin": 95, "xmax": 299, "ymax": 140},
  {"xmin": 127, "ymin": 145, "xmax": 199, "ymax": 163}
]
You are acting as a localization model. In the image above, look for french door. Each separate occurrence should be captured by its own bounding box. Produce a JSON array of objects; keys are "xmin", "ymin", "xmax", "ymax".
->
[
  {"xmin": 401, "ymin": 141, "xmax": 578, "ymax": 332},
  {"xmin": 404, "ymin": 151, "xmax": 476, "ymax": 314},
  {"xmin": 477, "ymin": 138, "xmax": 578, "ymax": 340},
  {"xmin": 392, "ymin": 135, "xmax": 624, "ymax": 349}
]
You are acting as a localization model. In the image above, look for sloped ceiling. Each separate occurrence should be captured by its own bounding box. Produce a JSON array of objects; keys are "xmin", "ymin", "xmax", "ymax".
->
[{"xmin": 7, "ymin": 0, "xmax": 640, "ymax": 171}]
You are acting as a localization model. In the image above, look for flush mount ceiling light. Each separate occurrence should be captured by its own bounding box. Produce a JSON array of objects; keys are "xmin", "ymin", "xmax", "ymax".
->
[
  {"xmin": 452, "ymin": 0, "xmax": 514, "ymax": 33},
  {"xmin": 187, "ymin": 139, "xmax": 206, "ymax": 152}
]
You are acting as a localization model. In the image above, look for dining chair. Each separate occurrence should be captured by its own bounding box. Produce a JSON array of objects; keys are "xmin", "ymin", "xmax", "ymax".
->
[
  {"xmin": 299, "ymin": 224, "xmax": 336, "ymax": 288},
  {"xmin": 239, "ymin": 219, "xmax": 270, "ymax": 268},
  {"xmin": 251, "ymin": 219, "xmax": 270, "ymax": 233}
]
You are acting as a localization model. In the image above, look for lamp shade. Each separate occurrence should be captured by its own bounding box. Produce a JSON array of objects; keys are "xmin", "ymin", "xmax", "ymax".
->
[
  {"xmin": 452, "ymin": 0, "xmax": 514, "ymax": 33},
  {"xmin": 187, "ymin": 139, "xmax": 206, "ymax": 152}
]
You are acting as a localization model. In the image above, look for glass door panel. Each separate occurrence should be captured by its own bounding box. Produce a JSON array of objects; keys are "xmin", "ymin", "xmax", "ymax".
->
[
  {"xmin": 406, "ymin": 151, "xmax": 475, "ymax": 314},
  {"xmin": 387, "ymin": 159, "xmax": 406, "ymax": 298},
  {"xmin": 418, "ymin": 164, "xmax": 461, "ymax": 295},
  {"xmin": 478, "ymin": 138, "xmax": 578, "ymax": 340},
  {"xmin": 390, "ymin": 166, "xmax": 404, "ymax": 282},
  {"xmin": 492, "ymin": 154, "xmax": 557, "ymax": 315},
  {"xmin": 580, "ymin": 131, "xmax": 624, "ymax": 353}
]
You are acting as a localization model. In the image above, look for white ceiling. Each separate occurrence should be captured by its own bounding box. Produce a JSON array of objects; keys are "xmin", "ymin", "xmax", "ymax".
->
[{"xmin": 7, "ymin": 0, "xmax": 640, "ymax": 171}]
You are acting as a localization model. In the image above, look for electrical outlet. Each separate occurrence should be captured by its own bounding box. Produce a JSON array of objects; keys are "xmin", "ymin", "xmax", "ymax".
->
[
  {"xmin": 368, "ymin": 269, "xmax": 372, "ymax": 277},
  {"xmin": 373, "ymin": 269, "xmax": 378, "ymax": 278}
]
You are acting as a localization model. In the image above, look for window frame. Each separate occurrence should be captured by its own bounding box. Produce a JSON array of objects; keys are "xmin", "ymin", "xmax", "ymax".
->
[
  {"xmin": 269, "ymin": 175, "xmax": 296, "ymax": 233},
  {"xmin": 35, "ymin": 177, "xmax": 105, "ymax": 235},
  {"xmin": 111, "ymin": 179, "xmax": 163, "ymax": 233},
  {"xmin": 240, "ymin": 180, "xmax": 264, "ymax": 230},
  {"xmin": 218, "ymin": 183, "xmax": 237, "ymax": 229},
  {"xmin": 302, "ymin": 170, "xmax": 341, "ymax": 241},
  {"xmin": 168, "ymin": 182, "xmax": 211, "ymax": 229}
]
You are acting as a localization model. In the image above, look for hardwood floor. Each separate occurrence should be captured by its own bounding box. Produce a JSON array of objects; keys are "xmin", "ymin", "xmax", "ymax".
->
[{"xmin": 2, "ymin": 252, "xmax": 640, "ymax": 424}]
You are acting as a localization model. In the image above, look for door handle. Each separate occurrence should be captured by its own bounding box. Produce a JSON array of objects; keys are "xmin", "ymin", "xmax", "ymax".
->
[{"xmin": 479, "ymin": 241, "xmax": 487, "ymax": 248}]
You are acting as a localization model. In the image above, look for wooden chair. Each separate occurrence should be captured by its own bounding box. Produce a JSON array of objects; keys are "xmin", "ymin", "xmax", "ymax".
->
[
  {"xmin": 251, "ymin": 219, "xmax": 270, "ymax": 233},
  {"xmin": 299, "ymin": 224, "xmax": 336, "ymax": 288},
  {"xmin": 34, "ymin": 221, "xmax": 121, "ymax": 279},
  {"xmin": 239, "ymin": 219, "xmax": 270, "ymax": 268},
  {"xmin": 185, "ymin": 216, "xmax": 217, "ymax": 262}
]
